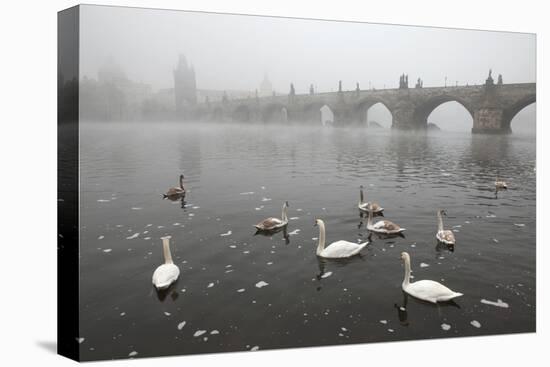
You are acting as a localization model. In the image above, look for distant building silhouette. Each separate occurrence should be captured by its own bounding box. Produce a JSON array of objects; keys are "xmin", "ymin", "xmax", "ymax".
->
[
  {"xmin": 259, "ymin": 73, "xmax": 273, "ymax": 97},
  {"xmin": 174, "ymin": 54, "xmax": 197, "ymax": 117}
]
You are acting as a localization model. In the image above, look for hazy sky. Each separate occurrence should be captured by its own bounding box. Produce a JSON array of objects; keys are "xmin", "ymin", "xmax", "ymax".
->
[{"xmin": 80, "ymin": 5, "xmax": 536, "ymax": 94}]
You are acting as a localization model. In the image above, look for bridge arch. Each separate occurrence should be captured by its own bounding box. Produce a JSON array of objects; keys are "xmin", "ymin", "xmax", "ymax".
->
[
  {"xmin": 502, "ymin": 94, "xmax": 536, "ymax": 132},
  {"xmin": 413, "ymin": 95, "xmax": 475, "ymax": 129},
  {"xmin": 301, "ymin": 101, "xmax": 336, "ymax": 124},
  {"xmin": 355, "ymin": 98, "xmax": 394, "ymax": 127},
  {"xmin": 261, "ymin": 103, "xmax": 289, "ymax": 123},
  {"xmin": 231, "ymin": 105, "xmax": 251, "ymax": 122}
]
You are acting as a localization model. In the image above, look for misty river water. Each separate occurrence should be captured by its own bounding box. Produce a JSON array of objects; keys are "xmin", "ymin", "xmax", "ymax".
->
[{"xmin": 77, "ymin": 122, "xmax": 535, "ymax": 360}]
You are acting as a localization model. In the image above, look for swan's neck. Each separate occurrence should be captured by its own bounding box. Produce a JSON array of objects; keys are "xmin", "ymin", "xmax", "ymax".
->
[
  {"xmin": 316, "ymin": 222, "xmax": 326, "ymax": 255},
  {"xmin": 402, "ymin": 257, "xmax": 411, "ymax": 287},
  {"xmin": 162, "ymin": 238, "xmax": 173, "ymax": 264},
  {"xmin": 367, "ymin": 209, "xmax": 373, "ymax": 227},
  {"xmin": 359, "ymin": 188, "xmax": 364, "ymax": 205},
  {"xmin": 179, "ymin": 176, "xmax": 184, "ymax": 189},
  {"xmin": 281, "ymin": 204, "xmax": 288, "ymax": 222},
  {"xmin": 437, "ymin": 211, "xmax": 444, "ymax": 232}
]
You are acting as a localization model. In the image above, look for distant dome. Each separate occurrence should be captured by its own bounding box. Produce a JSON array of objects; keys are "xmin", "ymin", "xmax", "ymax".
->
[{"xmin": 259, "ymin": 74, "xmax": 273, "ymax": 97}]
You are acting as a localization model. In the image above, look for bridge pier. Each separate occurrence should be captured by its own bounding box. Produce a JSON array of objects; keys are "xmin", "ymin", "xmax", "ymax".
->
[{"xmin": 472, "ymin": 107, "xmax": 511, "ymax": 134}]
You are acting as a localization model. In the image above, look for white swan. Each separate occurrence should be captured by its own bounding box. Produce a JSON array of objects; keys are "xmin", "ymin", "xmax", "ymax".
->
[
  {"xmin": 366, "ymin": 207, "xmax": 405, "ymax": 235},
  {"xmin": 314, "ymin": 219, "xmax": 368, "ymax": 258},
  {"xmin": 436, "ymin": 209, "xmax": 455, "ymax": 245},
  {"xmin": 400, "ymin": 252, "xmax": 463, "ymax": 303},
  {"xmin": 152, "ymin": 236, "xmax": 180, "ymax": 290},
  {"xmin": 164, "ymin": 174, "xmax": 185, "ymax": 198},
  {"xmin": 255, "ymin": 201, "xmax": 289, "ymax": 231},
  {"xmin": 495, "ymin": 175, "xmax": 508, "ymax": 191},
  {"xmin": 358, "ymin": 185, "xmax": 384, "ymax": 214}
]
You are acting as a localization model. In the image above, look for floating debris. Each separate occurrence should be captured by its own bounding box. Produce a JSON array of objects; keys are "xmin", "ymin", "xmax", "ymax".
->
[
  {"xmin": 237, "ymin": 288, "xmax": 246, "ymax": 293},
  {"xmin": 321, "ymin": 272, "xmax": 333, "ymax": 279},
  {"xmin": 98, "ymin": 235, "xmax": 104, "ymax": 240},
  {"xmin": 288, "ymin": 229, "xmax": 300, "ymax": 236},
  {"xmin": 194, "ymin": 330, "xmax": 207, "ymax": 337},
  {"xmin": 126, "ymin": 233, "xmax": 139, "ymax": 240},
  {"xmin": 492, "ymin": 238, "xmax": 499, "ymax": 243},
  {"xmin": 76, "ymin": 337, "xmax": 85, "ymax": 344},
  {"xmin": 128, "ymin": 351, "xmax": 138, "ymax": 357},
  {"xmin": 289, "ymin": 217, "xmax": 300, "ymax": 220},
  {"xmin": 239, "ymin": 192, "xmax": 255, "ymax": 195},
  {"xmin": 250, "ymin": 346, "xmax": 260, "ymax": 351},
  {"xmin": 470, "ymin": 320, "xmax": 481, "ymax": 328},
  {"xmin": 379, "ymin": 320, "xmax": 387, "ymax": 325},
  {"xmin": 177, "ymin": 321, "xmax": 186, "ymax": 330},
  {"xmin": 441, "ymin": 323, "xmax": 451, "ymax": 331},
  {"xmin": 514, "ymin": 223, "xmax": 526, "ymax": 227},
  {"xmin": 220, "ymin": 230, "xmax": 232, "ymax": 237},
  {"xmin": 420, "ymin": 263, "xmax": 430, "ymax": 268},
  {"xmin": 131, "ymin": 207, "xmax": 142, "ymax": 210},
  {"xmin": 120, "ymin": 312, "xmax": 126, "ymax": 317},
  {"xmin": 207, "ymin": 282, "xmax": 215, "ymax": 288},
  {"xmin": 97, "ymin": 199, "xmax": 110, "ymax": 203},
  {"xmin": 210, "ymin": 330, "xmax": 220, "ymax": 335},
  {"xmin": 261, "ymin": 197, "xmax": 272, "ymax": 202},
  {"xmin": 481, "ymin": 298, "xmax": 509, "ymax": 308},
  {"xmin": 164, "ymin": 312, "xmax": 171, "ymax": 316},
  {"xmin": 103, "ymin": 249, "xmax": 112, "ymax": 253},
  {"xmin": 255, "ymin": 281, "xmax": 269, "ymax": 288}
]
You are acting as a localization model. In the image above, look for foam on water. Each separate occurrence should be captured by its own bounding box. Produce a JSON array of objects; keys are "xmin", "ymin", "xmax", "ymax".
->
[{"xmin": 481, "ymin": 298, "xmax": 509, "ymax": 308}]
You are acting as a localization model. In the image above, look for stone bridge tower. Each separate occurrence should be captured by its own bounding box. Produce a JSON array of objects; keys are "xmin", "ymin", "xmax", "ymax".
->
[{"xmin": 174, "ymin": 54, "xmax": 197, "ymax": 119}]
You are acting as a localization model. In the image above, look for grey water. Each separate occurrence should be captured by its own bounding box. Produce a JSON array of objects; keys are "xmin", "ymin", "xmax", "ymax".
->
[{"xmin": 77, "ymin": 122, "xmax": 535, "ymax": 360}]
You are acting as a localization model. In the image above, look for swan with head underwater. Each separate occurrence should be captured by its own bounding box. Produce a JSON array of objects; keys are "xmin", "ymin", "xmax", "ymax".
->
[
  {"xmin": 163, "ymin": 174, "xmax": 185, "ymax": 199},
  {"xmin": 400, "ymin": 251, "xmax": 463, "ymax": 303},
  {"xmin": 314, "ymin": 219, "xmax": 368, "ymax": 258},
  {"xmin": 365, "ymin": 207, "xmax": 405, "ymax": 235},
  {"xmin": 255, "ymin": 201, "xmax": 289, "ymax": 231},
  {"xmin": 358, "ymin": 185, "xmax": 384, "ymax": 215},
  {"xmin": 152, "ymin": 236, "xmax": 180, "ymax": 290},
  {"xmin": 436, "ymin": 209, "xmax": 455, "ymax": 246},
  {"xmin": 495, "ymin": 174, "xmax": 508, "ymax": 191}
]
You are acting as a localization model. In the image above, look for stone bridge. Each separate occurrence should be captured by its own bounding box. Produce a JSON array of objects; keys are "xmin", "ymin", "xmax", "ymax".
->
[{"xmin": 191, "ymin": 78, "xmax": 535, "ymax": 133}]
